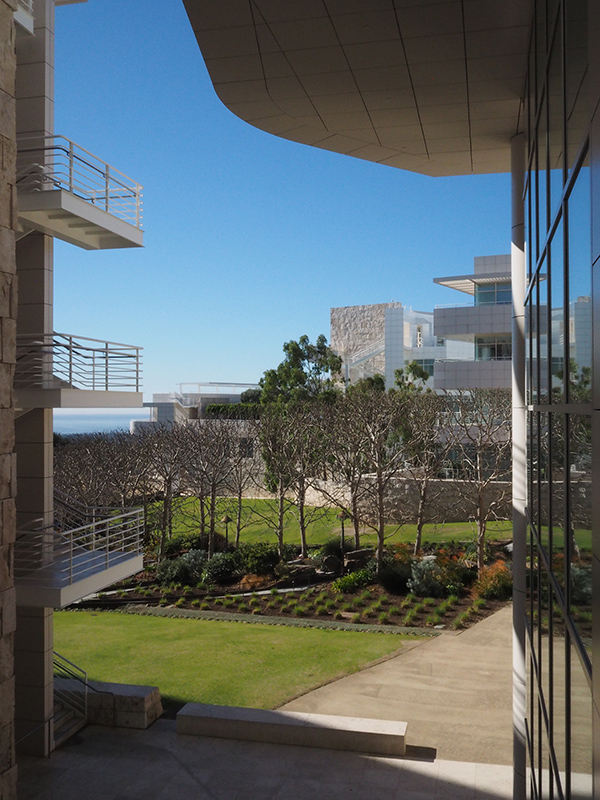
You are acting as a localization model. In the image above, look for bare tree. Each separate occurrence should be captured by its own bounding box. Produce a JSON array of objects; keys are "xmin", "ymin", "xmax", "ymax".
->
[
  {"xmin": 181, "ymin": 420, "xmax": 234, "ymax": 558},
  {"xmin": 343, "ymin": 387, "xmax": 408, "ymax": 572},
  {"xmin": 397, "ymin": 390, "xmax": 454, "ymax": 555},
  {"xmin": 321, "ymin": 394, "xmax": 372, "ymax": 550},
  {"xmin": 255, "ymin": 405, "xmax": 297, "ymax": 559},
  {"xmin": 222, "ymin": 421, "xmax": 262, "ymax": 548},
  {"xmin": 445, "ymin": 388, "xmax": 512, "ymax": 574},
  {"xmin": 143, "ymin": 425, "xmax": 188, "ymax": 560}
]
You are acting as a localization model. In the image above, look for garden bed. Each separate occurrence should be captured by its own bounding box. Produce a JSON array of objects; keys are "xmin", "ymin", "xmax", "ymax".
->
[{"xmin": 79, "ymin": 582, "xmax": 508, "ymax": 631}]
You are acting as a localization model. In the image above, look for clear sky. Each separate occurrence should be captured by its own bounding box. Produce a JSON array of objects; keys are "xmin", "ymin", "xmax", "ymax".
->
[{"xmin": 52, "ymin": 0, "xmax": 511, "ymax": 405}]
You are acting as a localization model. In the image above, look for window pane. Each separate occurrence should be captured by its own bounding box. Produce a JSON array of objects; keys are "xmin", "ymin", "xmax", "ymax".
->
[
  {"xmin": 549, "ymin": 223, "xmax": 565, "ymax": 402},
  {"xmin": 565, "ymin": 0, "xmax": 588, "ymax": 174},
  {"xmin": 570, "ymin": 639, "xmax": 593, "ymax": 796},
  {"xmin": 568, "ymin": 413, "xmax": 592, "ymax": 656},
  {"xmin": 547, "ymin": 10, "xmax": 564, "ymax": 218},
  {"xmin": 567, "ymin": 164, "xmax": 591, "ymax": 401}
]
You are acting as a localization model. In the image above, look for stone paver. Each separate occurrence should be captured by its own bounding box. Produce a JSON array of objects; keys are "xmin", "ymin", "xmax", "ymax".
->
[
  {"xmin": 17, "ymin": 607, "xmax": 514, "ymax": 798},
  {"xmin": 281, "ymin": 605, "xmax": 513, "ymax": 765},
  {"xmin": 17, "ymin": 719, "xmax": 512, "ymax": 800}
]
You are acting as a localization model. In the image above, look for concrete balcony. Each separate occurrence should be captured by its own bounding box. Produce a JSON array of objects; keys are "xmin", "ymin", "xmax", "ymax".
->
[
  {"xmin": 14, "ymin": 509, "xmax": 144, "ymax": 608},
  {"xmin": 433, "ymin": 303, "xmax": 511, "ymax": 338},
  {"xmin": 14, "ymin": 0, "xmax": 34, "ymax": 35},
  {"xmin": 15, "ymin": 332, "xmax": 143, "ymax": 409},
  {"xmin": 16, "ymin": 135, "xmax": 143, "ymax": 249},
  {"xmin": 434, "ymin": 359, "xmax": 511, "ymax": 390}
]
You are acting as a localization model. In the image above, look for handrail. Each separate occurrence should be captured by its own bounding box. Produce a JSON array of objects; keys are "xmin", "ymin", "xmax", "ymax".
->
[
  {"xmin": 15, "ymin": 331, "xmax": 142, "ymax": 392},
  {"xmin": 15, "ymin": 508, "xmax": 144, "ymax": 588},
  {"xmin": 16, "ymin": 134, "xmax": 143, "ymax": 228},
  {"xmin": 54, "ymin": 651, "xmax": 87, "ymax": 722}
]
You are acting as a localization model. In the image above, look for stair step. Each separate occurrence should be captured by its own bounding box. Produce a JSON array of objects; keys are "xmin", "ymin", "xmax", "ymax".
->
[{"xmin": 54, "ymin": 714, "xmax": 86, "ymax": 749}]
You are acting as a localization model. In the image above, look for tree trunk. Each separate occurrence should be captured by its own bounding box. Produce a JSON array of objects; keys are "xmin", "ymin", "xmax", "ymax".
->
[
  {"xmin": 376, "ymin": 471, "xmax": 385, "ymax": 573},
  {"xmin": 351, "ymin": 494, "xmax": 360, "ymax": 549},
  {"xmin": 477, "ymin": 494, "xmax": 486, "ymax": 575},
  {"xmin": 297, "ymin": 480, "xmax": 307, "ymax": 558},
  {"xmin": 235, "ymin": 491, "xmax": 243, "ymax": 549},
  {"xmin": 414, "ymin": 481, "xmax": 428, "ymax": 557},
  {"xmin": 208, "ymin": 483, "xmax": 217, "ymax": 558},
  {"xmin": 277, "ymin": 484, "xmax": 285, "ymax": 560}
]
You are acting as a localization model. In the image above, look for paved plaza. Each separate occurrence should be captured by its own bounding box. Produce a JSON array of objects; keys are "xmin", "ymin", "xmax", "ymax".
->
[{"xmin": 18, "ymin": 608, "xmax": 514, "ymax": 799}]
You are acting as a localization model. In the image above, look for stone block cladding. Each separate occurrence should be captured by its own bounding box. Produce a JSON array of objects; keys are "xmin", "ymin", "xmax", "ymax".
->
[
  {"xmin": 330, "ymin": 302, "xmax": 401, "ymax": 381},
  {"xmin": 0, "ymin": 1, "xmax": 17, "ymax": 797}
]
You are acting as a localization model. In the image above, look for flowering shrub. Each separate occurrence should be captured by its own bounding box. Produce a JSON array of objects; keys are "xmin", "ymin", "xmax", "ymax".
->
[{"xmin": 473, "ymin": 560, "xmax": 513, "ymax": 600}]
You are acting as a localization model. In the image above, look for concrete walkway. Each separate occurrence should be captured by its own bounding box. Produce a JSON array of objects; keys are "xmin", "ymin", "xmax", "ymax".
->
[
  {"xmin": 17, "ymin": 607, "xmax": 514, "ymax": 799},
  {"xmin": 281, "ymin": 604, "xmax": 514, "ymax": 765}
]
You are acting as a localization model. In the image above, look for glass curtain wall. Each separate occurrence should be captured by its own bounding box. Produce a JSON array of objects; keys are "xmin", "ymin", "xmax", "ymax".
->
[{"xmin": 524, "ymin": 0, "xmax": 592, "ymax": 797}]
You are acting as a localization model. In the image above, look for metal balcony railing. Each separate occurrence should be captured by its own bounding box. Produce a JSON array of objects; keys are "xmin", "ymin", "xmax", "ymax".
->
[
  {"xmin": 16, "ymin": 135, "xmax": 143, "ymax": 228},
  {"xmin": 15, "ymin": 332, "xmax": 142, "ymax": 392},
  {"xmin": 14, "ymin": 509, "xmax": 144, "ymax": 590}
]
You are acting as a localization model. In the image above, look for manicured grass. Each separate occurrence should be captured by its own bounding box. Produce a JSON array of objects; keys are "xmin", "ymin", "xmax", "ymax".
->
[
  {"xmin": 167, "ymin": 496, "xmax": 515, "ymax": 549},
  {"xmin": 54, "ymin": 611, "xmax": 406, "ymax": 712}
]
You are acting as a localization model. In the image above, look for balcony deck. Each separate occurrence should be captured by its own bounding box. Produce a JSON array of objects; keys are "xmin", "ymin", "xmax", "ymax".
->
[
  {"xmin": 15, "ymin": 509, "xmax": 144, "ymax": 608},
  {"xmin": 16, "ymin": 135, "xmax": 143, "ymax": 250}
]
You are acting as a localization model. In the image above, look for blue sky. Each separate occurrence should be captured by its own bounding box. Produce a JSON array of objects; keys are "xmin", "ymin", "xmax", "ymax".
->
[{"xmin": 52, "ymin": 0, "xmax": 511, "ymax": 405}]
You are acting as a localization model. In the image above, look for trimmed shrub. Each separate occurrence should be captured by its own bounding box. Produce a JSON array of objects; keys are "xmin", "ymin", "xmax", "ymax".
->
[
  {"xmin": 202, "ymin": 552, "xmax": 241, "ymax": 585},
  {"xmin": 376, "ymin": 556, "xmax": 413, "ymax": 595},
  {"xmin": 473, "ymin": 560, "xmax": 513, "ymax": 600},
  {"xmin": 331, "ymin": 569, "xmax": 373, "ymax": 594},
  {"xmin": 407, "ymin": 560, "xmax": 445, "ymax": 598},
  {"xmin": 570, "ymin": 565, "xmax": 592, "ymax": 606}
]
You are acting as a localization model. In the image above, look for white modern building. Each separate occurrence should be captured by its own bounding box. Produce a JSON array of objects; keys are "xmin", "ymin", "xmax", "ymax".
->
[
  {"xmin": 433, "ymin": 254, "xmax": 512, "ymax": 389},
  {"xmin": 330, "ymin": 301, "xmax": 471, "ymax": 388},
  {"xmin": 131, "ymin": 382, "xmax": 260, "ymax": 432}
]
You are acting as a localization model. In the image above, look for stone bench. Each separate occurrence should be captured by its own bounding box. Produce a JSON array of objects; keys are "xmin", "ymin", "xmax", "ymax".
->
[{"xmin": 176, "ymin": 703, "xmax": 407, "ymax": 756}]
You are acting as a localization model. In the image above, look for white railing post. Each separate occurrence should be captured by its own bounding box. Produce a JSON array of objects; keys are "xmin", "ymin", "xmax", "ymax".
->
[
  {"xmin": 105, "ymin": 342, "xmax": 109, "ymax": 390},
  {"xmin": 68, "ymin": 139, "xmax": 74, "ymax": 193},
  {"xmin": 105, "ymin": 521, "xmax": 110, "ymax": 568},
  {"xmin": 68, "ymin": 335, "xmax": 73, "ymax": 387},
  {"xmin": 136, "ymin": 348, "xmax": 140, "ymax": 391},
  {"xmin": 105, "ymin": 164, "xmax": 110, "ymax": 213}
]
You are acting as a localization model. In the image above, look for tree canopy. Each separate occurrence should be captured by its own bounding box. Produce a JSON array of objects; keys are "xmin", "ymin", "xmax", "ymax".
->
[{"xmin": 259, "ymin": 334, "xmax": 342, "ymax": 404}]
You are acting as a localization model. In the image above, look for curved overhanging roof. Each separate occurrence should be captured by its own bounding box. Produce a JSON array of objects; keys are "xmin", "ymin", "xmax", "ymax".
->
[
  {"xmin": 434, "ymin": 271, "xmax": 511, "ymax": 295},
  {"xmin": 184, "ymin": 0, "xmax": 532, "ymax": 177}
]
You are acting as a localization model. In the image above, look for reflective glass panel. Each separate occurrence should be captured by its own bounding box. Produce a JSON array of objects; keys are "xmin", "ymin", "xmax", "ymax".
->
[
  {"xmin": 567, "ymin": 164, "xmax": 591, "ymax": 402},
  {"xmin": 549, "ymin": 223, "xmax": 565, "ymax": 402}
]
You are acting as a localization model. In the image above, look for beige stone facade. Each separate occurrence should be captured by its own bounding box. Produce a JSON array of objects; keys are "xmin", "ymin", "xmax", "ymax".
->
[{"xmin": 0, "ymin": 0, "xmax": 17, "ymax": 796}]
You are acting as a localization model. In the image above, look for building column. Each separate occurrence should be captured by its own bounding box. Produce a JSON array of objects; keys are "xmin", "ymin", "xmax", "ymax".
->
[
  {"xmin": 511, "ymin": 131, "xmax": 527, "ymax": 800},
  {"xmin": 0, "ymin": 0, "xmax": 17, "ymax": 794},
  {"xmin": 14, "ymin": 0, "xmax": 55, "ymax": 757}
]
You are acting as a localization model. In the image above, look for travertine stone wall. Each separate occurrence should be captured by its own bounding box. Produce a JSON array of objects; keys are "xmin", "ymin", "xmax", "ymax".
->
[
  {"xmin": 330, "ymin": 302, "xmax": 402, "ymax": 379},
  {"xmin": 0, "ymin": 1, "xmax": 18, "ymax": 796}
]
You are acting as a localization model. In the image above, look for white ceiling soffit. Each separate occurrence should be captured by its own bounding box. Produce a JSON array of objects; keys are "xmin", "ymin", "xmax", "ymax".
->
[{"xmin": 184, "ymin": 0, "xmax": 532, "ymax": 177}]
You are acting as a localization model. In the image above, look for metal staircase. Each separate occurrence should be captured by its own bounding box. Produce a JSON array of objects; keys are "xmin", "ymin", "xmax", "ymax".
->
[{"xmin": 53, "ymin": 652, "xmax": 88, "ymax": 748}]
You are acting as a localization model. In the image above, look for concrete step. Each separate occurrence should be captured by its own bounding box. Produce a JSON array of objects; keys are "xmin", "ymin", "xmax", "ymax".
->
[
  {"xmin": 176, "ymin": 703, "xmax": 407, "ymax": 756},
  {"xmin": 54, "ymin": 713, "xmax": 86, "ymax": 749}
]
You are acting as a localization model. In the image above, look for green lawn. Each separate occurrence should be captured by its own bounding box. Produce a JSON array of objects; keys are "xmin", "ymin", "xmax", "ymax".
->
[
  {"xmin": 54, "ymin": 611, "xmax": 407, "ymax": 712},
  {"xmin": 168, "ymin": 496, "xmax": 514, "ymax": 549}
]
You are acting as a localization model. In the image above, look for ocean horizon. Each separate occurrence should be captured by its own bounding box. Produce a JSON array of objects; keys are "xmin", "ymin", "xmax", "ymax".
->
[{"xmin": 53, "ymin": 413, "xmax": 150, "ymax": 435}]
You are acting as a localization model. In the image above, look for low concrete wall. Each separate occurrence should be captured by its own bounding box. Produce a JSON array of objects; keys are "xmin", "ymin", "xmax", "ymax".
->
[
  {"xmin": 87, "ymin": 682, "xmax": 163, "ymax": 730},
  {"xmin": 306, "ymin": 477, "xmax": 513, "ymax": 526}
]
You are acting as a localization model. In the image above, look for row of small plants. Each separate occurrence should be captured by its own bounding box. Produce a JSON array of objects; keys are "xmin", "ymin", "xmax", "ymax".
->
[{"xmin": 141, "ymin": 584, "xmax": 501, "ymax": 630}]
